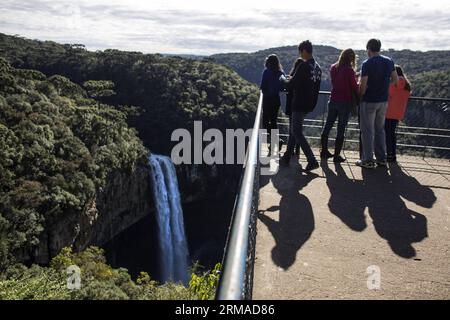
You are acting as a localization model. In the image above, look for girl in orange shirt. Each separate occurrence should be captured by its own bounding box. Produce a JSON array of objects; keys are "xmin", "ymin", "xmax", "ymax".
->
[{"xmin": 385, "ymin": 65, "xmax": 412, "ymax": 162}]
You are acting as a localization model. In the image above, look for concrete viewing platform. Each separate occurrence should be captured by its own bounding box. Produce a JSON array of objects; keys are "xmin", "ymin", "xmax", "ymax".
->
[{"xmin": 254, "ymin": 149, "xmax": 450, "ymax": 299}]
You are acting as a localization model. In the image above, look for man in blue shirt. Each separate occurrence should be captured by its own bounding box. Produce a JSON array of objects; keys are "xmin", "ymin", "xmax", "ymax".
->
[{"xmin": 357, "ymin": 39, "xmax": 398, "ymax": 169}]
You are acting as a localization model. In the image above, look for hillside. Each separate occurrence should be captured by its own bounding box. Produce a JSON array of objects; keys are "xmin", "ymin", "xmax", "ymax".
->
[
  {"xmin": 0, "ymin": 33, "xmax": 259, "ymax": 155},
  {"xmin": 211, "ymin": 45, "xmax": 450, "ymax": 96},
  {"xmin": 0, "ymin": 33, "xmax": 260, "ymax": 283},
  {"xmin": 0, "ymin": 58, "xmax": 147, "ymax": 267}
]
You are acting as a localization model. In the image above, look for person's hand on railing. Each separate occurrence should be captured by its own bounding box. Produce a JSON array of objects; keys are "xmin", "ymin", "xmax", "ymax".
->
[{"xmin": 279, "ymin": 74, "xmax": 291, "ymax": 83}]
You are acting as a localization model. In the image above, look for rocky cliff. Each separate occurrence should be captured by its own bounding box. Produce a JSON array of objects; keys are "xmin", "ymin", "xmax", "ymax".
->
[
  {"xmin": 26, "ymin": 161, "xmax": 240, "ymax": 265},
  {"xmin": 26, "ymin": 165, "xmax": 154, "ymax": 264}
]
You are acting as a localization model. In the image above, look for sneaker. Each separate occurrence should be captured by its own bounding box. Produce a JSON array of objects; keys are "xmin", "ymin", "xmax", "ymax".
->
[
  {"xmin": 333, "ymin": 155, "xmax": 346, "ymax": 163},
  {"xmin": 320, "ymin": 149, "xmax": 333, "ymax": 159},
  {"xmin": 304, "ymin": 161, "xmax": 320, "ymax": 172},
  {"xmin": 355, "ymin": 159, "xmax": 376, "ymax": 169},
  {"xmin": 376, "ymin": 159, "xmax": 387, "ymax": 167}
]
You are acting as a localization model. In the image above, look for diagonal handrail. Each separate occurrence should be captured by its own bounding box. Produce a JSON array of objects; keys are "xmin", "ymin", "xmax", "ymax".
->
[{"xmin": 216, "ymin": 92, "xmax": 263, "ymax": 300}]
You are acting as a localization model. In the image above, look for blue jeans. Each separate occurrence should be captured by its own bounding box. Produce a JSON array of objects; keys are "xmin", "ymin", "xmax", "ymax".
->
[
  {"xmin": 286, "ymin": 111, "xmax": 316, "ymax": 163},
  {"xmin": 321, "ymin": 101, "xmax": 351, "ymax": 148},
  {"xmin": 360, "ymin": 101, "xmax": 388, "ymax": 162}
]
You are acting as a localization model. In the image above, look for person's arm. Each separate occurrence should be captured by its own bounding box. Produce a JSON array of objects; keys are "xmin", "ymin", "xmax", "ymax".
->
[
  {"xmin": 359, "ymin": 62, "xmax": 368, "ymax": 98},
  {"xmin": 359, "ymin": 76, "xmax": 368, "ymax": 98},
  {"xmin": 279, "ymin": 71, "xmax": 287, "ymax": 91},
  {"xmin": 389, "ymin": 59, "xmax": 398, "ymax": 85},
  {"xmin": 350, "ymin": 69, "xmax": 359, "ymax": 95},
  {"xmin": 390, "ymin": 70, "xmax": 399, "ymax": 85},
  {"xmin": 287, "ymin": 60, "xmax": 305, "ymax": 89},
  {"xmin": 260, "ymin": 69, "xmax": 268, "ymax": 93}
]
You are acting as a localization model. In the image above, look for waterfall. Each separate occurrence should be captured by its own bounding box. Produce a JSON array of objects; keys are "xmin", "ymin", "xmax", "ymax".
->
[{"xmin": 148, "ymin": 154, "xmax": 189, "ymax": 284}]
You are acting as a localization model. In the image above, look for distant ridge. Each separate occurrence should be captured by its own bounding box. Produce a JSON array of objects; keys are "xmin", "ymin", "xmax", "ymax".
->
[{"xmin": 210, "ymin": 44, "xmax": 450, "ymax": 94}]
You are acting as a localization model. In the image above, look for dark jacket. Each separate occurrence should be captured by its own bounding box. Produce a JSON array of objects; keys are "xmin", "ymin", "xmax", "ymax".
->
[
  {"xmin": 284, "ymin": 59, "xmax": 302, "ymax": 116},
  {"xmin": 287, "ymin": 58, "xmax": 322, "ymax": 113},
  {"xmin": 260, "ymin": 68, "xmax": 284, "ymax": 98}
]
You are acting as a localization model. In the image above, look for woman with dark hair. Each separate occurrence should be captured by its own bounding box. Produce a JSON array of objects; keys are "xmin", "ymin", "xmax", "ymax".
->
[
  {"xmin": 260, "ymin": 54, "xmax": 284, "ymax": 154},
  {"xmin": 385, "ymin": 65, "xmax": 411, "ymax": 162},
  {"xmin": 320, "ymin": 48, "xmax": 359, "ymax": 163}
]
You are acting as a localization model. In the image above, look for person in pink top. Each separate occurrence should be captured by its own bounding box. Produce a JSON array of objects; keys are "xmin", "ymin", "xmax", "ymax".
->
[
  {"xmin": 321, "ymin": 48, "xmax": 359, "ymax": 163},
  {"xmin": 385, "ymin": 65, "xmax": 412, "ymax": 162}
]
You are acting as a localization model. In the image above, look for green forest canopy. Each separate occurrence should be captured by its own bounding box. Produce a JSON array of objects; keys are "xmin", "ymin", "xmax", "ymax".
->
[
  {"xmin": 0, "ymin": 33, "xmax": 259, "ymax": 155},
  {"xmin": 0, "ymin": 57, "xmax": 148, "ymax": 267},
  {"xmin": 0, "ymin": 33, "xmax": 260, "ymax": 287}
]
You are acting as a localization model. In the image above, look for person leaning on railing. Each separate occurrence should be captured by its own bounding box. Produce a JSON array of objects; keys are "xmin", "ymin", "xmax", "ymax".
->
[{"xmin": 384, "ymin": 65, "xmax": 412, "ymax": 163}]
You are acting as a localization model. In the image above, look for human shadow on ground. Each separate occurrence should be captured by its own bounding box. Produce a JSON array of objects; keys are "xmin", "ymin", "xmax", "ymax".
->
[
  {"xmin": 322, "ymin": 160, "xmax": 367, "ymax": 232},
  {"xmin": 258, "ymin": 165, "xmax": 318, "ymax": 270},
  {"xmin": 322, "ymin": 159, "xmax": 436, "ymax": 258},
  {"xmin": 362, "ymin": 164, "xmax": 435, "ymax": 258}
]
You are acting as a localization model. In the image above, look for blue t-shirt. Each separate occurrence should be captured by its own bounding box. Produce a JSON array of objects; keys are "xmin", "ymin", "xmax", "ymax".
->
[
  {"xmin": 260, "ymin": 68, "xmax": 284, "ymax": 98},
  {"xmin": 361, "ymin": 55, "xmax": 395, "ymax": 103}
]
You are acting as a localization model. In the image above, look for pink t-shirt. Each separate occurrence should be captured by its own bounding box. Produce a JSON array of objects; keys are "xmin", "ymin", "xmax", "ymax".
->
[{"xmin": 330, "ymin": 63, "xmax": 358, "ymax": 103}]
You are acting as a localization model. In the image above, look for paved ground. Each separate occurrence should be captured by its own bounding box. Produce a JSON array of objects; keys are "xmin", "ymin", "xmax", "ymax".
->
[{"xmin": 254, "ymin": 148, "xmax": 450, "ymax": 299}]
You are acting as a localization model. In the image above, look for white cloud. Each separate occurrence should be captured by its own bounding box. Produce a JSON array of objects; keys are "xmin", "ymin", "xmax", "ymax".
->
[{"xmin": 0, "ymin": 0, "xmax": 449, "ymax": 54}]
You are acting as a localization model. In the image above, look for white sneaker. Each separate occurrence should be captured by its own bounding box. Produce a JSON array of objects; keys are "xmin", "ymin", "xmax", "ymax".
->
[{"xmin": 356, "ymin": 160, "xmax": 376, "ymax": 169}]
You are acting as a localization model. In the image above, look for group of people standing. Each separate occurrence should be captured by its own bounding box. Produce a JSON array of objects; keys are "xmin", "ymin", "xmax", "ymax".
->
[{"xmin": 260, "ymin": 39, "xmax": 411, "ymax": 171}]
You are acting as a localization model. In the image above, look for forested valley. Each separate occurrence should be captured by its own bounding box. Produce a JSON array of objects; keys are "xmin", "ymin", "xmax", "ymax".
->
[{"xmin": 0, "ymin": 33, "xmax": 258, "ymax": 299}]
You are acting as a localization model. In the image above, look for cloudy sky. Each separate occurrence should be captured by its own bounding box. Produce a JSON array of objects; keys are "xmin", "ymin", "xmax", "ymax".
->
[{"xmin": 1, "ymin": 0, "xmax": 449, "ymax": 55}]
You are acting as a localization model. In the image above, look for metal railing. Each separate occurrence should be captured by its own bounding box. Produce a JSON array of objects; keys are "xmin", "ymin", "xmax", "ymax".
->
[
  {"xmin": 216, "ymin": 92, "xmax": 262, "ymax": 300},
  {"xmin": 278, "ymin": 91, "xmax": 450, "ymax": 159},
  {"xmin": 216, "ymin": 90, "xmax": 449, "ymax": 301}
]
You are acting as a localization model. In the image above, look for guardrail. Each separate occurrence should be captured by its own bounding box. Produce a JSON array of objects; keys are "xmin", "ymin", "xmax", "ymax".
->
[
  {"xmin": 278, "ymin": 91, "xmax": 450, "ymax": 159},
  {"xmin": 216, "ymin": 90, "xmax": 449, "ymax": 300},
  {"xmin": 216, "ymin": 92, "xmax": 263, "ymax": 300}
]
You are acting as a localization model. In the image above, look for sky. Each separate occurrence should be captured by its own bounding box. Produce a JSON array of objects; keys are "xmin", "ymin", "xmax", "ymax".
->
[{"xmin": 1, "ymin": 0, "xmax": 449, "ymax": 55}]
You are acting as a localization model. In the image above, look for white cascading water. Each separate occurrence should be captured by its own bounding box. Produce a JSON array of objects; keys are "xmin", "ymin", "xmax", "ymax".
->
[{"xmin": 148, "ymin": 154, "xmax": 189, "ymax": 284}]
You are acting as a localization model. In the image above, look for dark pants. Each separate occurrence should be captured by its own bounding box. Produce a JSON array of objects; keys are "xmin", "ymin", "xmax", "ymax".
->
[
  {"xmin": 385, "ymin": 119, "xmax": 399, "ymax": 157},
  {"xmin": 262, "ymin": 96, "xmax": 280, "ymax": 133},
  {"xmin": 321, "ymin": 101, "xmax": 351, "ymax": 151},
  {"xmin": 286, "ymin": 111, "xmax": 316, "ymax": 163}
]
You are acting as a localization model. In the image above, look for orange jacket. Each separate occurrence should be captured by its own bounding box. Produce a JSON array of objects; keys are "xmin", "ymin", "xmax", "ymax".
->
[{"xmin": 386, "ymin": 77, "xmax": 411, "ymax": 120}]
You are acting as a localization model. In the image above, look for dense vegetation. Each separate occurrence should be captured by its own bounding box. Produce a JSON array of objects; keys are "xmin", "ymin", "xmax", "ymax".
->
[
  {"xmin": 0, "ymin": 33, "xmax": 261, "ymax": 299},
  {"xmin": 409, "ymin": 70, "xmax": 449, "ymax": 98},
  {"xmin": 0, "ymin": 58, "xmax": 147, "ymax": 268},
  {"xmin": 0, "ymin": 33, "xmax": 259, "ymax": 155},
  {"xmin": 0, "ymin": 246, "xmax": 220, "ymax": 300}
]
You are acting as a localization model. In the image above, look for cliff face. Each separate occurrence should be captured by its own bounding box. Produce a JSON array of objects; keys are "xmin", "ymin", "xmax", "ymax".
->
[
  {"xmin": 28, "ymin": 165, "xmax": 154, "ymax": 264},
  {"xmin": 177, "ymin": 163, "xmax": 241, "ymax": 203},
  {"xmin": 26, "ymin": 161, "xmax": 240, "ymax": 265}
]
